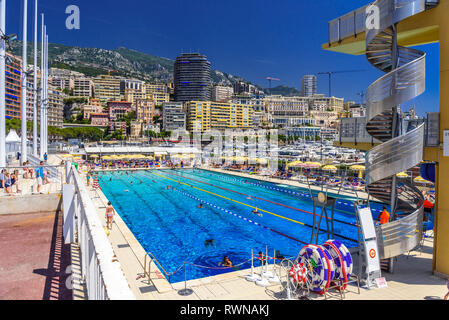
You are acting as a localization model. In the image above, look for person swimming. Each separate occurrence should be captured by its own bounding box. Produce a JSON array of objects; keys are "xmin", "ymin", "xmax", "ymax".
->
[
  {"xmin": 252, "ymin": 208, "xmax": 262, "ymax": 217},
  {"xmin": 218, "ymin": 256, "xmax": 233, "ymax": 267},
  {"xmin": 204, "ymin": 239, "xmax": 215, "ymax": 246},
  {"xmin": 197, "ymin": 203, "xmax": 203, "ymax": 208}
]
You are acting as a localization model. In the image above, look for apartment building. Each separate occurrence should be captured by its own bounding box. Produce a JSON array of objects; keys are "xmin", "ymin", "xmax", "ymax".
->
[
  {"xmin": 211, "ymin": 85, "xmax": 234, "ymax": 102},
  {"xmin": 73, "ymin": 77, "xmax": 94, "ymax": 97},
  {"xmin": 42, "ymin": 85, "xmax": 65, "ymax": 128},
  {"xmin": 90, "ymin": 113, "xmax": 109, "ymax": 126},
  {"xmin": 83, "ymin": 98, "xmax": 104, "ymax": 119},
  {"xmin": 186, "ymin": 101, "xmax": 253, "ymax": 132},
  {"xmin": 4, "ymin": 52, "xmax": 22, "ymax": 119},
  {"xmin": 162, "ymin": 102, "xmax": 186, "ymax": 132},
  {"xmin": 107, "ymin": 101, "xmax": 133, "ymax": 121},
  {"xmin": 136, "ymin": 99, "xmax": 155, "ymax": 124},
  {"xmin": 145, "ymin": 83, "xmax": 170, "ymax": 105},
  {"xmin": 93, "ymin": 75, "xmax": 121, "ymax": 102}
]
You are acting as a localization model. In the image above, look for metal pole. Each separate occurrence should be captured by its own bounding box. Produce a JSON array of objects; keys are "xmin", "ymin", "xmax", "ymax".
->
[
  {"xmin": 44, "ymin": 31, "xmax": 48, "ymax": 153},
  {"xmin": 39, "ymin": 14, "xmax": 43, "ymax": 158},
  {"xmin": 21, "ymin": 0, "xmax": 28, "ymax": 163},
  {"xmin": 32, "ymin": 0, "xmax": 37, "ymax": 156},
  {"xmin": 0, "ymin": 0, "xmax": 6, "ymax": 167}
]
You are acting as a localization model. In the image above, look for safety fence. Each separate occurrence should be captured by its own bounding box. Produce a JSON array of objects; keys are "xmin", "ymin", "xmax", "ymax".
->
[
  {"xmin": 143, "ymin": 247, "xmax": 295, "ymax": 291},
  {"xmin": 63, "ymin": 163, "xmax": 135, "ymax": 300}
]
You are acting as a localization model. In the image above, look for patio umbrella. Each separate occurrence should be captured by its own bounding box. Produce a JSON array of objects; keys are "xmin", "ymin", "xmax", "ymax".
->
[
  {"xmin": 396, "ymin": 172, "xmax": 409, "ymax": 178},
  {"xmin": 287, "ymin": 160, "xmax": 303, "ymax": 168},
  {"xmin": 350, "ymin": 164, "xmax": 366, "ymax": 179},
  {"xmin": 414, "ymin": 176, "xmax": 432, "ymax": 183},
  {"xmin": 301, "ymin": 161, "xmax": 321, "ymax": 168},
  {"xmin": 349, "ymin": 165, "xmax": 366, "ymax": 171},
  {"xmin": 322, "ymin": 165, "xmax": 337, "ymax": 171}
]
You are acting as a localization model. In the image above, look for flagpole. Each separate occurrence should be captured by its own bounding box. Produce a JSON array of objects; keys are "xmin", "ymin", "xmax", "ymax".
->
[
  {"xmin": 32, "ymin": 0, "xmax": 37, "ymax": 156},
  {"xmin": 0, "ymin": 0, "xmax": 6, "ymax": 167},
  {"xmin": 39, "ymin": 14, "xmax": 44, "ymax": 158},
  {"xmin": 21, "ymin": 0, "xmax": 28, "ymax": 163}
]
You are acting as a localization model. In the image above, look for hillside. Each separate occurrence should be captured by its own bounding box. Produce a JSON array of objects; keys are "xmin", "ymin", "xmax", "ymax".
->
[{"xmin": 8, "ymin": 41, "xmax": 249, "ymax": 85}]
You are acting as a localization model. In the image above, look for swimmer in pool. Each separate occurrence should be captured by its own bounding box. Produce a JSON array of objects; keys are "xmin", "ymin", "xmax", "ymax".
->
[
  {"xmin": 167, "ymin": 185, "xmax": 171, "ymax": 190},
  {"xmin": 218, "ymin": 256, "xmax": 233, "ymax": 267},
  {"xmin": 204, "ymin": 239, "xmax": 215, "ymax": 247},
  {"xmin": 197, "ymin": 203, "xmax": 203, "ymax": 208},
  {"xmin": 124, "ymin": 190, "xmax": 129, "ymax": 192},
  {"xmin": 252, "ymin": 208, "xmax": 262, "ymax": 217},
  {"xmin": 130, "ymin": 181, "xmax": 133, "ymax": 185}
]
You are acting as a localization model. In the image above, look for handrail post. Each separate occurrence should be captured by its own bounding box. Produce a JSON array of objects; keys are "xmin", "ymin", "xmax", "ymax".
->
[{"xmin": 178, "ymin": 262, "xmax": 193, "ymax": 296}]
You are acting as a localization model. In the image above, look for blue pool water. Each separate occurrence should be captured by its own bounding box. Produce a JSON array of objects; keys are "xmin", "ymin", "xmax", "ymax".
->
[{"xmin": 97, "ymin": 169, "xmax": 382, "ymax": 283}]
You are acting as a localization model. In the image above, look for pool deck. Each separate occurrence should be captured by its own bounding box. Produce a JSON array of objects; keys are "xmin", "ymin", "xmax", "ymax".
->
[
  {"xmin": 85, "ymin": 166, "xmax": 448, "ymax": 300},
  {"xmin": 0, "ymin": 210, "xmax": 73, "ymax": 300}
]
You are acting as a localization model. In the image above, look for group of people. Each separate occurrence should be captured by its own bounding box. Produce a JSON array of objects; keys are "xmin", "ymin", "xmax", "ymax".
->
[{"xmin": 0, "ymin": 161, "xmax": 49, "ymax": 196}]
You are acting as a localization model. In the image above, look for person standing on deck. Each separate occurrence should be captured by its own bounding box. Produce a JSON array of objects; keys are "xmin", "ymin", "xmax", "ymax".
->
[{"xmin": 378, "ymin": 206, "xmax": 390, "ymax": 225}]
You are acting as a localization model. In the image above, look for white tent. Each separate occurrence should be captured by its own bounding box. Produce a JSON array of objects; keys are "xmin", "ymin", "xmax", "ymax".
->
[{"xmin": 6, "ymin": 129, "xmax": 21, "ymax": 155}]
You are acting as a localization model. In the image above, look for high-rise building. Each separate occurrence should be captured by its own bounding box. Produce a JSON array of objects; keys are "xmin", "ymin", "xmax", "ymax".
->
[
  {"xmin": 301, "ymin": 75, "xmax": 317, "ymax": 97},
  {"xmin": 174, "ymin": 53, "xmax": 211, "ymax": 102},
  {"xmin": 162, "ymin": 102, "xmax": 186, "ymax": 132}
]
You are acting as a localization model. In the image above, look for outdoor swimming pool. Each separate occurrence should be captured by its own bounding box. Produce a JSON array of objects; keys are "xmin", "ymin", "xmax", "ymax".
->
[{"xmin": 97, "ymin": 169, "xmax": 382, "ymax": 283}]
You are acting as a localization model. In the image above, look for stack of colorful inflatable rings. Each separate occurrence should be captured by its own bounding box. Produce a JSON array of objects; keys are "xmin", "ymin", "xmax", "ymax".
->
[
  {"xmin": 297, "ymin": 244, "xmax": 335, "ymax": 293},
  {"xmin": 323, "ymin": 240, "xmax": 353, "ymax": 289},
  {"xmin": 288, "ymin": 262, "xmax": 307, "ymax": 284},
  {"xmin": 297, "ymin": 241, "xmax": 353, "ymax": 294}
]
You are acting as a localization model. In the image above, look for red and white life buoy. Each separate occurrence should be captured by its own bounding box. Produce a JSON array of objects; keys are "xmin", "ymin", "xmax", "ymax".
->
[{"xmin": 288, "ymin": 263, "xmax": 307, "ymax": 284}]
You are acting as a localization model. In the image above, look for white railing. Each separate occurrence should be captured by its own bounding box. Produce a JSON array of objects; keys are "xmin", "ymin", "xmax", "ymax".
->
[{"xmin": 63, "ymin": 163, "xmax": 135, "ymax": 300}]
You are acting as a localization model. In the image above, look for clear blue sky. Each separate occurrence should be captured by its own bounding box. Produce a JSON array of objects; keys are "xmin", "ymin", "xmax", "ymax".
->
[{"xmin": 6, "ymin": 0, "xmax": 440, "ymax": 116}]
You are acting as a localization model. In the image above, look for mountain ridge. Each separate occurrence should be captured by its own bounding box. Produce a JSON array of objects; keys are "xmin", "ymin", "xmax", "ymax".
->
[{"xmin": 8, "ymin": 41, "xmax": 250, "ymax": 86}]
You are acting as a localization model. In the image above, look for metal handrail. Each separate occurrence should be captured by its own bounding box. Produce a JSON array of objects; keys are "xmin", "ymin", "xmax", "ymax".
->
[{"xmin": 144, "ymin": 251, "xmax": 173, "ymax": 282}]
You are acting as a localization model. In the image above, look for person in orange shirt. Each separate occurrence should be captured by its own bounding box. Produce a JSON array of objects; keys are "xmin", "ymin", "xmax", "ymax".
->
[{"xmin": 378, "ymin": 206, "xmax": 390, "ymax": 225}]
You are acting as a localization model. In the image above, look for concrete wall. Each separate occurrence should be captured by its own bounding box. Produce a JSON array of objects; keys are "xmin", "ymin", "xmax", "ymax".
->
[{"xmin": 0, "ymin": 194, "xmax": 62, "ymax": 215}]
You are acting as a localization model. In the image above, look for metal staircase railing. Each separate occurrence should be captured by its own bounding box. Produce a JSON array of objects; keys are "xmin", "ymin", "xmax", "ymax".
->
[{"xmin": 364, "ymin": 0, "xmax": 437, "ymax": 260}]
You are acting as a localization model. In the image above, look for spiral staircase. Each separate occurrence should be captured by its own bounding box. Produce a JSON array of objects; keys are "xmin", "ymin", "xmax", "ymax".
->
[{"xmin": 364, "ymin": 0, "xmax": 439, "ymax": 264}]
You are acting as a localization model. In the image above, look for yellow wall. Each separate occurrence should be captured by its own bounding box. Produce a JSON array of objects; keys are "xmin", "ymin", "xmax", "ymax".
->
[{"xmin": 434, "ymin": 1, "xmax": 449, "ymax": 277}]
